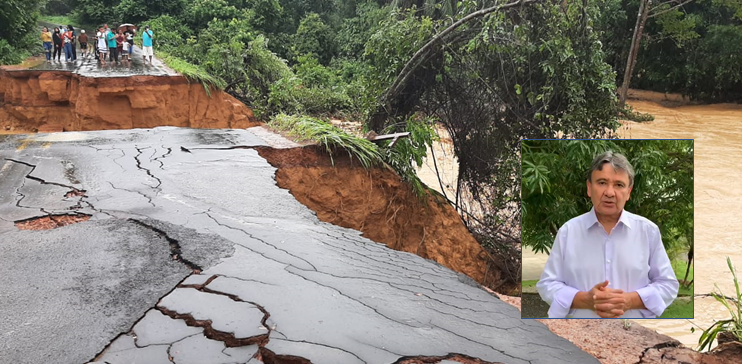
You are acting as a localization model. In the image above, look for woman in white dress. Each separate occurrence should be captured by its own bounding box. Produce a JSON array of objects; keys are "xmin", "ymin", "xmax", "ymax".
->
[{"xmin": 97, "ymin": 27, "xmax": 108, "ymax": 65}]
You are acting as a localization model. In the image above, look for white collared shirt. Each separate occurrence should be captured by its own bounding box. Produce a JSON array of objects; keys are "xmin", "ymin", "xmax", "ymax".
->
[{"xmin": 536, "ymin": 208, "xmax": 679, "ymax": 318}]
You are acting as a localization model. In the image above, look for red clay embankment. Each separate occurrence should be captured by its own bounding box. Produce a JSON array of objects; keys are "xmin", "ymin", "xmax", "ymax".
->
[
  {"xmin": 0, "ymin": 67, "xmax": 259, "ymax": 132},
  {"xmin": 257, "ymin": 146, "xmax": 507, "ymax": 293}
]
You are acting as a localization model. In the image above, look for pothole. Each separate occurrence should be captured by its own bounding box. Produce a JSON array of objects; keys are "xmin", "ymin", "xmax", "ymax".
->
[
  {"xmin": 64, "ymin": 189, "xmax": 87, "ymax": 198},
  {"xmin": 15, "ymin": 214, "xmax": 91, "ymax": 230}
]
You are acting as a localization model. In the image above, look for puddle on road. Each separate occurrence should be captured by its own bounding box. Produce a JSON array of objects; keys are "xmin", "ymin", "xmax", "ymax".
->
[{"xmin": 29, "ymin": 132, "xmax": 92, "ymax": 142}]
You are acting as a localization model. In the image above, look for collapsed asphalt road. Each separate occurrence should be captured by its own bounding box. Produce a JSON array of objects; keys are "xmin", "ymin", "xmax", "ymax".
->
[{"xmin": 0, "ymin": 127, "xmax": 599, "ymax": 364}]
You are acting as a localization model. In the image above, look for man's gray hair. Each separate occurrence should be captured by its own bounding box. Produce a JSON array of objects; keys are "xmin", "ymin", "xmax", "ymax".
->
[{"xmin": 586, "ymin": 151, "xmax": 635, "ymax": 187}]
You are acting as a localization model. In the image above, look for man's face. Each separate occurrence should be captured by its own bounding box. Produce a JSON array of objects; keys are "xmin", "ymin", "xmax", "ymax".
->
[{"xmin": 587, "ymin": 164, "xmax": 632, "ymax": 220}]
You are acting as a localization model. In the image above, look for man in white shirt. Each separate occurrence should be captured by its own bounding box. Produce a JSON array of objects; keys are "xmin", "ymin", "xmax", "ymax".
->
[{"xmin": 536, "ymin": 151, "xmax": 679, "ymax": 318}]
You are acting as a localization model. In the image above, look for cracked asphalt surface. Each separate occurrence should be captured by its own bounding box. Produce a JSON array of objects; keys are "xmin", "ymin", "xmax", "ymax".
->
[{"xmin": 0, "ymin": 128, "xmax": 599, "ymax": 364}]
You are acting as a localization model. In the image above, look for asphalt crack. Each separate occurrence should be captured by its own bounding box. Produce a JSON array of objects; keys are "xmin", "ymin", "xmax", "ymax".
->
[
  {"xmin": 5, "ymin": 158, "xmax": 89, "ymax": 217},
  {"xmin": 281, "ymin": 266, "xmax": 528, "ymax": 364},
  {"xmin": 134, "ymin": 146, "xmax": 163, "ymax": 189},
  {"xmin": 270, "ymin": 338, "xmax": 368, "ymax": 364},
  {"xmin": 129, "ymin": 219, "xmax": 202, "ymax": 273},
  {"xmin": 153, "ymin": 146, "xmax": 173, "ymax": 170},
  {"xmin": 392, "ymin": 353, "xmax": 504, "ymax": 364},
  {"xmin": 155, "ymin": 285, "xmax": 270, "ymax": 351},
  {"xmin": 202, "ymin": 211, "xmax": 318, "ymax": 272},
  {"xmin": 107, "ymin": 181, "xmax": 156, "ymax": 208}
]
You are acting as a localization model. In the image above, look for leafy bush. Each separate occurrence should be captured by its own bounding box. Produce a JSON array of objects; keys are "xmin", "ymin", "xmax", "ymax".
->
[
  {"xmin": 268, "ymin": 76, "xmax": 351, "ymax": 115},
  {"xmin": 291, "ymin": 12, "xmax": 336, "ymax": 65},
  {"xmin": 293, "ymin": 54, "xmax": 339, "ymax": 88},
  {"xmin": 378, "ymin": 115, "xmax": 438, "ymax": 198},
  {"xmin": 0, "ymin": 40, "xmax": 28, "ymax": 65},
  {"xmin": 183, "ymin": 0, "xmax": 241, "ymax": 27},
  {"xmin": 619, "ymin": 105, "xmax": 655, "ymax": 122}
]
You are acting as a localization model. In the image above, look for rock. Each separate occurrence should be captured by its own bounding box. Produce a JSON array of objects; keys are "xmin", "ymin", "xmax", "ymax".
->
[{"xmin": 638, "ymin": 341, "xmax": 742, "ymax": 364}]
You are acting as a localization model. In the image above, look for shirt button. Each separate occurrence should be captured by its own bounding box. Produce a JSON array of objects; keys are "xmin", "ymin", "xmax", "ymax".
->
[{"xmin": 607, "ymin": 259, "xmax": 611, "ymax": 263}]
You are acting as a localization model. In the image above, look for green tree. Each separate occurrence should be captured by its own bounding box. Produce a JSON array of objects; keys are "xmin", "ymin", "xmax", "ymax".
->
[
  {"xmin": 112, "ymin": 0, "xmax": 187, "ymax": 24},
  {"xmin": 245, "ymin": 0, "xmax": 283, "ymax": 33},
  {"xmin": 0, "ymin": 0, "xmax": 44, "ymax": 64},
  {"xmin": 522, "ymin": 140, "xmax": 693, "ymax": 258},
  {"xmin": 73, "ymin": 0, "xmax": 120, "ymax": 24},
  {"xmin": 0, "ymin": 0, "xmax": 43, "ymax": 47},
  {"xmin": 336, "ymin": 0, "xmax": 390, "ymax": 59},
  {"xmin": 183, "ymin": 0, "xmax": 242, "ymax": 27},
  {"xmin": 292, "ymin": 12, "xmax": 336, "ymax": 64},
  {"xmin": 365, "ymin": 0, "xmax": 620, "ymax": 285}
]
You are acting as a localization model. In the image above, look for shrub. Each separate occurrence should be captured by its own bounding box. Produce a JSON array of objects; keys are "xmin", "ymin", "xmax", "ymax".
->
[{"xmin": 697, "ymin": 257, "xmax": 742, "ymax": 350}]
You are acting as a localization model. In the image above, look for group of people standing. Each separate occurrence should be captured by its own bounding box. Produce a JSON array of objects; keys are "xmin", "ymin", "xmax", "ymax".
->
[
  {"xmin": 41, "ymin": 23, "xmax": 154, "ymax": 65},
  {"xmin": 95, "ymin": 24, "xmax": 136, "ymax": 65},
  {"xmin": 41, "ymin": 26, "xmax": 89, "ymax": 62}
]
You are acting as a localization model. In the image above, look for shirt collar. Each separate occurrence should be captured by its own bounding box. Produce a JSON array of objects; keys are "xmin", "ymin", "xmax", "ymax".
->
[{"xmin": 585, "ymin": 207, "xmax": 632, "ymax": 230}]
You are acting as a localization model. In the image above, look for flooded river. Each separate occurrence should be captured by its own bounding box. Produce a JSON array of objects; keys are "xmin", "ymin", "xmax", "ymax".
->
[{"xmin": 618, "ymin": 92, "xmax": 742, "ymax": 349}]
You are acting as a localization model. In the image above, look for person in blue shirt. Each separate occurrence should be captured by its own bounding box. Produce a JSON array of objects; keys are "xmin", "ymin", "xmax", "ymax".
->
[
  {"xmin": 141, "ymin": 25, "xmax": 154, "ymax": 65},
  {"xmin": 106, "ymin": 26, "xmax": 118, "ymax": 63},
  {"xmin": 536, "ymin": 151, "xmax": 679, "ymax": 318}
]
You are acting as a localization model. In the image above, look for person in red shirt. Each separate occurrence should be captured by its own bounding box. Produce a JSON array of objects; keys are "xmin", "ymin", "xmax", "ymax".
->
[
  {"xmin": 63, "ymin": 28, "xmax": 74, "ymax": 62},
  {"xmin": 116, "ymin": 29, "xmax": 126, "ymax": 63}
]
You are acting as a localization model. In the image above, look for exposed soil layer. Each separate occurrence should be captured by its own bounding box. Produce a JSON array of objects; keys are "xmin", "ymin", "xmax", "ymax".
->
[
  {"xmin": 493, "ymin": 291, "xmax": 742, "ymax": 364},
  {"xmin": 0, "ymin": 68, "xmax": 259, "ymax": 132},
  {"xmin": 257, "ymin": 145, "xmax": 507, "ymax": 292},
  {"xmin": 15, "ymin": 214, "xmax": 91, "ymax": 230}
]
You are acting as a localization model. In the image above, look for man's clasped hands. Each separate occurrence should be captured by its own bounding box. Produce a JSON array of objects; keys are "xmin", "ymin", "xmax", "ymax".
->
[{"xmin": 575, "ymin": 280, "xmax": 632, "ymax": 318}]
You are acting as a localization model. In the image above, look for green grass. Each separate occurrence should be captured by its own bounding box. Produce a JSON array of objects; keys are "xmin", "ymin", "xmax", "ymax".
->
[
  {"xmin": 672, "ymin": 259, "xmax": 694, "ymax": 297},
  {"xmin": 660, "ymin": 297, "xmax": 693, "ymax": 318},
  {"xmin": 157, "ymin": 51, "xmax": 226, "ymax": 96},
  {"xmin": 268, "ymin": 114, "xmax": 383, "ymax": 169},
  {"xmin": 522, "ymin": 279, "xmax": 538, "ymax": 289}
]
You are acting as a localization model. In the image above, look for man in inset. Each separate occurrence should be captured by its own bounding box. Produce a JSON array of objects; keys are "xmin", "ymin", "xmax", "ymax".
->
[
  {"xmin": 142, "ymin": 25, "xmax": 154, "ymax": 65},
  {"xmin": 536, "ymin": 151, "xmax": 679, "ymax": 318}
]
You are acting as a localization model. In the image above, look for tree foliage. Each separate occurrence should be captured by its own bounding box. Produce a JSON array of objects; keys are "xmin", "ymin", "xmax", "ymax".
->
[
  {"xmin": 596, "ymin": 0, "xmax": 742, "ymax": 101},
  {"xmin": 0, "ymin": 0, "xmax": 44, "ymax": 64},
  {"xmin": 522, "ymin": 139, "xmax": 693, "ymax": 259},
  {"xmin": 292, "ymin": 13, "xmax": 336, "ymax": 64}
]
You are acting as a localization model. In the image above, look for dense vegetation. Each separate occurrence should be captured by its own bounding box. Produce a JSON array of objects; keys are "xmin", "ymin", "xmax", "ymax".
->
[{"xmin": 0, "ymin": 0, "xmax": 734, "ymax": 288}]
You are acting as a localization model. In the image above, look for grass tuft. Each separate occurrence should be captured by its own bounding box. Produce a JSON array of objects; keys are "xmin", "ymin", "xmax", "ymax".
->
[{"xmin": 268, "ymin": 114, "xmax": 383, "ymax": 169}]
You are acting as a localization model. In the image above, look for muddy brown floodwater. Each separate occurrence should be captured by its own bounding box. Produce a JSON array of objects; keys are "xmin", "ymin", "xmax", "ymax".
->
[{"xmin": 619, "ymin": 90, "xmax": 742, "ymax": 350}]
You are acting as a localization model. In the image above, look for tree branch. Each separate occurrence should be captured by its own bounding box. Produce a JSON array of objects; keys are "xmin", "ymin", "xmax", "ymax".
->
[
  {"xmin": 648, "ymin": 0, "xmax": 694, "ymax": 18},
  {"xmin": 383, "ymin": 0, "xmax": 542, "ymax": 105}
]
